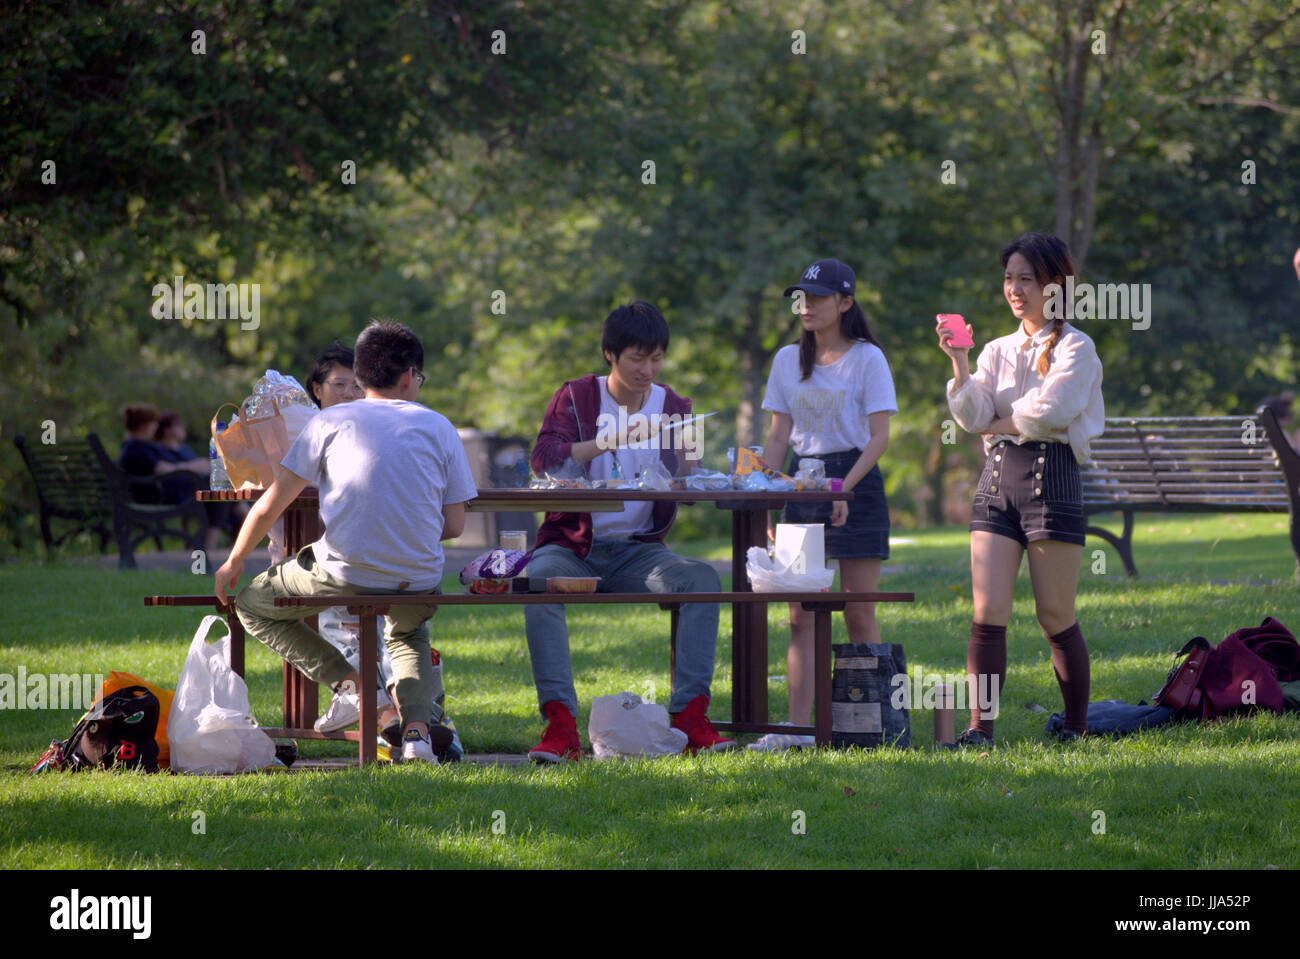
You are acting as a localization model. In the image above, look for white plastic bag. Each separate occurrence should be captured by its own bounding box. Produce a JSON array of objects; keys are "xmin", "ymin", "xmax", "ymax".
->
[
  {"xmin": 168, "ymin": 615, "xmax": 277, "ymax": 774},
  {"xmin": 746, "ymin": 546, "xmax": 836, "ymax": 591},
  {"xmin": 588, "ymin": 692, "xmax": 688, "ymax": 759}
]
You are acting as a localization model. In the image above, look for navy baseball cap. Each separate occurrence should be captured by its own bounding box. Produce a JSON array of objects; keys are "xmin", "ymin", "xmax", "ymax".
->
[{"xmin": 784, "ymin": 258, "xmax": 856, "ymax": 297}]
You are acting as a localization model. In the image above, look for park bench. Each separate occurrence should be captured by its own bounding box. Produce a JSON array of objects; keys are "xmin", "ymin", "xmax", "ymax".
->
[
  {"xmin": 1081, "ymin": 408, "xmax": 1300, "ymax": 577},
  {"xmin": 145, "ymin": 588, "xmax": 914, "ymax": 766},
  {"xmin": 15, "ymin": 433, "xmax": 206, "ymax": 569}
]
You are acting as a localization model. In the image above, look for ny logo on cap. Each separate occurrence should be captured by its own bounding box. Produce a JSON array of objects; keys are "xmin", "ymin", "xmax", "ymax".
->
[{"xmin": 804, "ymin": 265, "xmax": 821, "ymax": 279}]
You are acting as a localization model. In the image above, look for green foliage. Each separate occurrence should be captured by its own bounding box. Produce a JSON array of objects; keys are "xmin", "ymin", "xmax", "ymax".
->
[{"xmin": 4, "ymin": 0, "xmax": 1300, "ymax": 548}]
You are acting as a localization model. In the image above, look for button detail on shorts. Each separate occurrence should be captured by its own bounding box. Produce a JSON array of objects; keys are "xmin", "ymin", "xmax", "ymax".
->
[
  {"xmin": 1040, "ymin": 443, "xmax": 1047, "ymax": 450},
  {"xmin": 995, "ymin": 454, "xmax": 1002, "ymax": 461},
  {"xmin": 993, "ymin": 471, "xmax": 999, "ymax": 477},
  {"xmin": 991, "ymin": 486, "xmax": 998, "ymax": 493},
  {"xmin": 1035, "ymin": 473, "xmax": 1042, "ymax": 479},
  {"xmin": 1037, "ymin": 457, "xmax": 1045, "ymax": 464},
  {"xmin": 1035, "ymin": 487, "xmax": 1042, "ymax": 495}
]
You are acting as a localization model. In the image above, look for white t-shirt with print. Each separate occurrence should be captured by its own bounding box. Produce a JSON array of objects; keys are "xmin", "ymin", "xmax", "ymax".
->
[
  {"xmin": 589, "ymin": 378, "xmax": 664, "ymax": 539},
  {"xmin": 761, "ymin": 341, "xmax": 898, "ymax": 456},
  {"xmin": 280, "ymin": 398, "xmax": 477, "ymax": 590}
]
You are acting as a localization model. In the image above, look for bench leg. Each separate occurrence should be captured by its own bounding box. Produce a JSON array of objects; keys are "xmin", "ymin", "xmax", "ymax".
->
[
  {"xmin": 112, "ymin": 510, "xmax": 138, "ymax": 570},
  {"xmin": 1086, "ymin": 510, "xmax": 1137, "ymax": 577},
  {"xmin": 814, "ymin": 609, "xmax": 832, "ymax": 747}
]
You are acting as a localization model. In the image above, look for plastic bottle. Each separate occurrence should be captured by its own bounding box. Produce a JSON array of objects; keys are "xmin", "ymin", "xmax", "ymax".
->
[{"xmin": 209, "ymin": 422, "xmax": 232, "ymax": 490}]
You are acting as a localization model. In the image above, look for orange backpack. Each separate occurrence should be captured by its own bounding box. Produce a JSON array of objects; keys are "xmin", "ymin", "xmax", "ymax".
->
[{"xmin": 99, "ymin": 671, "xmax": 175, "ymax": 768}]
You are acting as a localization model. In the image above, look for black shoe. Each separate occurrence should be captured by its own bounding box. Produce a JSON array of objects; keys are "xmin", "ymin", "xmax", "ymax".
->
[
  {"xmin": 943, "ymin": 727, "xmax": 995, "ymax": 750},
  {"xmin": 1052, "ymin": 728, "xmax": 1086, "ymax": 743},
  {"xmin": 383, "ymin": 721, "xmax": 454, "ymax": 762},
  {"xmin": 381, "ymin": 720, "xmax": 403, "ymax": 750}
]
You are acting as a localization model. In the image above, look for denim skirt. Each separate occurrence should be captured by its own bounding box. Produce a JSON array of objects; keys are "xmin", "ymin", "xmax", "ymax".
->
[{"xmin": 781, "ymin": 448, "xmax": 890, "ymax": 560}]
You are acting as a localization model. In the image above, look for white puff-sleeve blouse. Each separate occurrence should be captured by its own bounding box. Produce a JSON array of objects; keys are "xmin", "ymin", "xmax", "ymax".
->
[{"xmin": 946, "ymin": 321, "xmax": 1104, "ymax": 464}]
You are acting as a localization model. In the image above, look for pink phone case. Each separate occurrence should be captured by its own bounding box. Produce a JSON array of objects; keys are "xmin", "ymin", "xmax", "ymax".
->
[{"xmin": 937, "ymin": 313, "xmax": 973, "ymax": 349}]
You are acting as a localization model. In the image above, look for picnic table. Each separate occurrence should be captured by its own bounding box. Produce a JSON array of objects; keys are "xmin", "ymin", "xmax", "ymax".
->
[{"xmin": 197, "ymin": 485, "xmax": 868, "ymax": 732}]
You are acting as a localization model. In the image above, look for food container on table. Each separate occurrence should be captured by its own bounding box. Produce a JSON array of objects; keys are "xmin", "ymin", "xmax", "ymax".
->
[{"xmin": 546, "ymin": 577, "xmax": 600, "ymax": 593}]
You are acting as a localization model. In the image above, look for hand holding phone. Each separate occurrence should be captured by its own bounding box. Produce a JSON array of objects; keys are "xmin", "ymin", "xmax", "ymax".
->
[{"xmin": 936, "ymin": 313, "xmax": 974, "ymax": 350}]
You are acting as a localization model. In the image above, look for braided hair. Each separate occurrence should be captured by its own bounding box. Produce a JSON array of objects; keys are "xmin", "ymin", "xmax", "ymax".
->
[{"xmin": 1000, "ymin": 233, "xmax": 1076, "ymax": 375}]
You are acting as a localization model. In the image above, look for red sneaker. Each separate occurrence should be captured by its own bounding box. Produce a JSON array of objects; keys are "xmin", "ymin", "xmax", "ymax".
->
[
  {"xmin": 671, "ymin": 695, "xmax": 739, "ymax": 754},
  {"xmin": 528, "ymin": 701, "xmax": 583, "ymax": 763}
]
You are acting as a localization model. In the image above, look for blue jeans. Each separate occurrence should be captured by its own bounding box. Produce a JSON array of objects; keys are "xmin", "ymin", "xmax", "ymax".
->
[{"xmin": 523, "ymin": 540, "xmax": 721, "ymax": 716}]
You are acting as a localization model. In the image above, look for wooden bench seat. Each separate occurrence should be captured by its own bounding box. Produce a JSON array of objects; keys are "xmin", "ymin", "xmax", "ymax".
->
[
  {"xmin": 1081, "ymin": 408, "xmax": 1300, "ymax": 577},
  {"xmin": 147, "ymin": 589, "xmax": 914, "ymax": 765}
]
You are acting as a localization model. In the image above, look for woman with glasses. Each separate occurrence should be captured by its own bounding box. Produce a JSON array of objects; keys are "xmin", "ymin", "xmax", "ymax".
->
[{"xmin": 305, "ymin": 344, "xmax": 366, "ymax": 409}]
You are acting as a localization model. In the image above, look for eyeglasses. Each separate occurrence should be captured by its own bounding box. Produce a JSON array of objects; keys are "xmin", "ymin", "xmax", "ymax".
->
[
  {"xmin": 412, "ymin": 369, "xmax": 426, "ymax": 387},
  {"xmin": 325, "ymin": 379, "xmax": 363, "ymax": 392}
]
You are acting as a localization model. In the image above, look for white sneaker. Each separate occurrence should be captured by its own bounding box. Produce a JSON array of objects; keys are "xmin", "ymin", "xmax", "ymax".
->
[
  {"xmin": 400, "ymin": 729, "xmax": 439, "ymax": 765},
  {"xmin": 746, "ymin": 723, "xmax": 815, "ymax": 752},
  {"xmin": 314, "ymin": 681, "xmax": 392, "ymax": 733}
]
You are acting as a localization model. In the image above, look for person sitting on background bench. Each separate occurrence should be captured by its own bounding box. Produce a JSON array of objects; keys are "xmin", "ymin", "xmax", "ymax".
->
[
  {"xmin": 524, "ymin": 300, "xmax": 737, "ymax": 762},
  {"xmin": 213, "ymin": 320, "xmax": 477, "ymax": 765},
  {"xmin": 120, "ymin": 403, "xmax": 234, "ymax": 554}
]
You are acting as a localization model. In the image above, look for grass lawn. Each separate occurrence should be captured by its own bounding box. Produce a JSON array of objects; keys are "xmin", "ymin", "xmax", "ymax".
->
[{"xmin": 2, "ymin": 513, "xmax": 1298, "ymax": 869}]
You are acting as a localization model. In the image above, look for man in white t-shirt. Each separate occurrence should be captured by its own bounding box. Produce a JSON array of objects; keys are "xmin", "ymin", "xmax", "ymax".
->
[
  {"xmin": 524, "ymin": 301, "xmax": 738, "ymax": 762},
  {"xmin": 214, "ymin": 321, "xmax": 477, "ymax": 765}
]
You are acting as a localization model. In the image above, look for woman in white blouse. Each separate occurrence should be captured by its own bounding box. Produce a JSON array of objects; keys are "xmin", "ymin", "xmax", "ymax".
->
[{"xmin": 937, "ymin": 233, "xmax": 1104, "ymax": 745}]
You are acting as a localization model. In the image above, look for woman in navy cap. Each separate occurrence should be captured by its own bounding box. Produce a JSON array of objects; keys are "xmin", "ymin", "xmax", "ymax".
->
[
  {"xmin": 937, "ymin": 233, "xmax": 1104, "ymax": 746},
  {"xmin": 751, "ymin": 258, "xmax": 897, "ymax": 751}
]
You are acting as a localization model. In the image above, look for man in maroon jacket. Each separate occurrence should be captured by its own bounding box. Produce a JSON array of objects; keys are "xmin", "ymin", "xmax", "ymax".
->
[{"xmin": 524, "ymin": 300, "xmax": 737, "ymax": 761}]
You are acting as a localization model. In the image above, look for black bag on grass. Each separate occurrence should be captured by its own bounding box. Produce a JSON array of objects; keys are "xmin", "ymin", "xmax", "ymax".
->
[
  {"xmin": 31, "ymin": 686, "xmax": 160, "ymax": 774},
  {"xmin": 830, "ymin": 643, "xmax": 910, "ymax": 749}
]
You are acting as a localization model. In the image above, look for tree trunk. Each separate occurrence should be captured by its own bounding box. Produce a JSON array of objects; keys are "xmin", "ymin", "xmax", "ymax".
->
[
  {"xmin": 1052, "ymin": 2, "xmax": 1100, "ymax": 271},
  {"xmin": 734, "ymin": 291, "xmax": 765, "ymax": 451},
  {"xmin": 924, "ymin": 430, "xmax": 944, "ymax": 528}
]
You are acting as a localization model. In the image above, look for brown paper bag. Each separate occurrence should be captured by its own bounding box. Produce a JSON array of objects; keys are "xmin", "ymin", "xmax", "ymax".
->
[{"xmin": 211, "ymin": 398, "xmax": 290, "ymax": 489}]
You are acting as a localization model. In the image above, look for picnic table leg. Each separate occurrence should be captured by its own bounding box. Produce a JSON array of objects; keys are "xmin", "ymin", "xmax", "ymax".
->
[
  {"xmin": 356, "ymin": 607, "xmax": 379, "ymax": 767},
  {"xmin": 813, "ymin": 607, "xmax": 832, "ymax": 747},
  {"xmin": 283, "ymin": 657, "xmax": 319, "ymax": 729},
  {"xmin": 730, "ymin": 506, "xmax": 769, "ymax": 727},
  {"xmin": 226, "ymin": 608, "xmax": 245, "ymax": 678},
  {"xmin": 668, "ymin": 606, "xmax": 679, "ymax": 697},
  {"xmin": 282, "ymin": 503, "xmax": 322, "ymax": 728}
]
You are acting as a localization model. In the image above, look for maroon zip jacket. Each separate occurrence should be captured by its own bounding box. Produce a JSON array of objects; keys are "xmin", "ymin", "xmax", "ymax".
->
[{"xmin": 531, "ymin": 374, "xmax": 692, "ymax": 558}]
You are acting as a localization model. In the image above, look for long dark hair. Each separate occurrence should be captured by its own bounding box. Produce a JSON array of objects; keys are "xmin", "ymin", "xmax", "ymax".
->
[
  {"xmin": 798, "ymin": 297, "xmax": 884, "ymax": 380},
  {"xmin": 1000, "ymin": 232, "xmax": 1076, "ymax": 375}
]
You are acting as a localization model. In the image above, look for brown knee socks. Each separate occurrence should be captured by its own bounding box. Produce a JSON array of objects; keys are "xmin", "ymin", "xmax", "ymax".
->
[
  {"xmin": 1048, "ymin": 622, "xmax": 1091, "ymax": 733},
  {"xmin": 967, "ymin": 622, "xmax": 1007, "ymax": 738}
]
